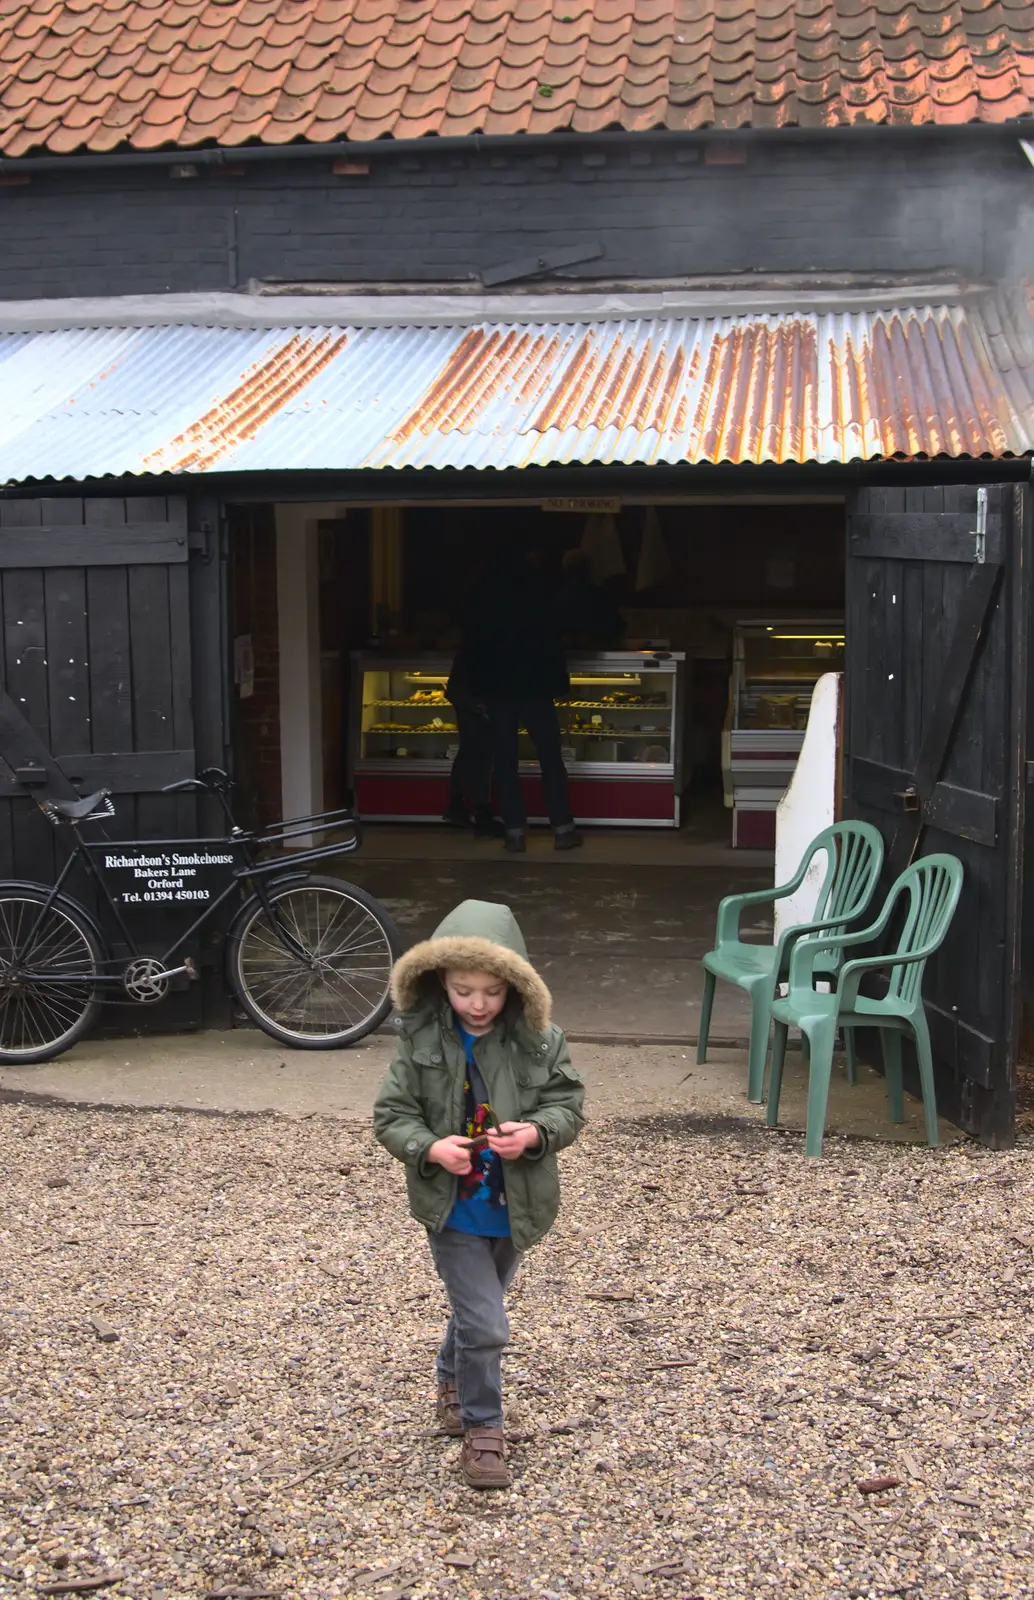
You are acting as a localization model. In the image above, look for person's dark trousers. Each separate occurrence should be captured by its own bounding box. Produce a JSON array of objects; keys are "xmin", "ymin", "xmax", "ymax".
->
[
  {"xmin": 489, "ymin": 696, "xmax": 575, "ymax": 833},
  {"xmin": 448, "ymin": 695, "xmax": 493, "ymax": 812},
  {"xmin": 428, "ymin": 1229, "xmax": 522, "ymax": 1430}
]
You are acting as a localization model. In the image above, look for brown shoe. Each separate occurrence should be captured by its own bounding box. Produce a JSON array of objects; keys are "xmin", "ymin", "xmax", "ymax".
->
[
  {"xmin": 436, "ymin": 1381, "xmax": 463, "ymax": 1437},
  {"xmin": 460, "ymin": 1426, "xmax": 510, "ymax": 1489}
]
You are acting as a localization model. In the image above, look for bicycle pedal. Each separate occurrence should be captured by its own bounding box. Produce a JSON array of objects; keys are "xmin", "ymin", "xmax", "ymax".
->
[{"xmin": 184, "ymin": 956, "xmax": 199, "ymax": 982}]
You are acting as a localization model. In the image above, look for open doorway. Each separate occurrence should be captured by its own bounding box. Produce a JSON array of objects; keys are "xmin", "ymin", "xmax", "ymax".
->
[
  {"xmin": 229, "ymin": 496, "xmax": 845, "ymax": 845},
  {"xmin": 226, "ymin": 494, "xmax": 846, "ymax": 1039}
]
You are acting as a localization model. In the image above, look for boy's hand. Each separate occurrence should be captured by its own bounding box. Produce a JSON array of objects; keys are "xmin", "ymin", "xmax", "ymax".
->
[
  {"xmin": 486, "ymin": 1121, "xmax": 540, "ymax": 1160},
  {"xmin": 428, "ymin": 1136, "xmax": 474, "ymax": 1175}
]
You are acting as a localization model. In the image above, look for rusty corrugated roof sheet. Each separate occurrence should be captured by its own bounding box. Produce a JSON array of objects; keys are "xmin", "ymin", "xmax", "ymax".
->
[
  {"xmin": 3, "ymin": 0, "xmax": 1034, "ymax": 158},
  {"xmin": 1, "ymin": 298, "xmax": 1032, "ymax": 481}
]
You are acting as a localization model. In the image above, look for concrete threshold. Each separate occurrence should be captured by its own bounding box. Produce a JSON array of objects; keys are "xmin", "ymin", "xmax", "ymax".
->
[{"xmin": 0, "ymin": 1029, "xmax": 962, "ymax": 1149}]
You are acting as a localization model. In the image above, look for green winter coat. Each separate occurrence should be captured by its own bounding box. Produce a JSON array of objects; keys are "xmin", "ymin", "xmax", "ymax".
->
[{"xmin": 372, "ymin": 900, "xmax": 585, "ymax": 1251}]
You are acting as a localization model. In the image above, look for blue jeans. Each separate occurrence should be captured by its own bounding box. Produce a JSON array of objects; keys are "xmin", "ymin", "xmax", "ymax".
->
[{"xmin": 428, "ymin": 1229, "xmax": 522, "ymax": 1430}]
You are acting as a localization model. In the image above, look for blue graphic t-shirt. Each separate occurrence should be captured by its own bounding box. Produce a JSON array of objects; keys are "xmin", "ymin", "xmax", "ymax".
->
[{"xmin": 444, "ymin": 1019, "xmax": 511, "ymax": 1238}]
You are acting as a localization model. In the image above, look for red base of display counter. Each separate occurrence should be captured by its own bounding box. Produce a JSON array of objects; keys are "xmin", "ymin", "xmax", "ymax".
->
[
  {"xmin": 356, "ymin": 772, "xmax": 678, "ymax": 826},
  {"xmin": 732, "ymin": 808, "xmax": 777, "ymax": 849}
]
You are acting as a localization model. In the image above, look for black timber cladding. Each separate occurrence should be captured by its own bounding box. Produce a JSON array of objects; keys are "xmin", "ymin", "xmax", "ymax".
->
[{"xmin": 844, "ymin": 483, "xmax": 1028, "ymax": 1146}]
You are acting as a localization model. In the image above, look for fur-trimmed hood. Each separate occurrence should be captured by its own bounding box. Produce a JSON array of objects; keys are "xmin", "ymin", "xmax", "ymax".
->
[{"xmin": 391, "ymin": 899, "xmax": 551, "ymax": 1034}]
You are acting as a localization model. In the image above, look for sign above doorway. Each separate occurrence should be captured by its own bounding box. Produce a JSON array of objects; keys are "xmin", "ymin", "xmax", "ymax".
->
[{"xmin": 540, "ymin": 498, "xmax": 623, "ymax": 514}]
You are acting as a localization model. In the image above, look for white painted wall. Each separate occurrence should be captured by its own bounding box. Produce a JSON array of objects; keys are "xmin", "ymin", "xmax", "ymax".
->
[
  {"xmin": 773, "ymin": 672, "xmax": 843, "ymax": 944},
  {"xmin": 274, "ymin": 503, "xmax": 342, "ymax": 841}
]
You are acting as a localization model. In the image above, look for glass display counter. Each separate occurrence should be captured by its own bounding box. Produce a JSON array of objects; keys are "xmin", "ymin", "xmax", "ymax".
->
[
  {"xmin": 348, "ymin": 652, "xmax": 686, "ymax": 826},
  {"xmin": 723, "ymin": 620, "xmax": 845, "ymax": 847}
]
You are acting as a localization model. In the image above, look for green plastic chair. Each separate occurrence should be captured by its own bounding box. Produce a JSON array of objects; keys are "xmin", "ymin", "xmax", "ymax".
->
[
  {"xmin": 698, "ymin": 821, "xmax": 885, "ymax": 1104},
  {"xmin": 765, "ymin": 853, "xmax": 964, "ymax": 1158}
]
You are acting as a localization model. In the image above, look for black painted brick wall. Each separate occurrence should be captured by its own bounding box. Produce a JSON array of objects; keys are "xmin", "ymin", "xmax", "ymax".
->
[{"xmin": 0, "ymin": 134, "xmax": 1030, "ymax": 299}]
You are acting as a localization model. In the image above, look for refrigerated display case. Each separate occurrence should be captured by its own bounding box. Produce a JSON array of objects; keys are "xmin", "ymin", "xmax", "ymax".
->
[
  {"xmin": 348, "ymin": 651, "xmax": 686, "ymax": 826},
  {"xmin": 723, "ymin": 619, "xmax": 845, "ymax": 848}
]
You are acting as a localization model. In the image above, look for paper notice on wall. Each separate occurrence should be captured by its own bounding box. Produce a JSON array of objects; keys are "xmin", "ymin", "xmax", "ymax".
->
[
  {"xmin": 636, "ymin": 507, "xmax": 672, "ymax": 591},
  {"xmin": 580, "ymin": 513, "xmax": 626, "ymax": 582},
  {"xmin": 234, "ymin": 633, "xmax": 255, "ymax": 700}
]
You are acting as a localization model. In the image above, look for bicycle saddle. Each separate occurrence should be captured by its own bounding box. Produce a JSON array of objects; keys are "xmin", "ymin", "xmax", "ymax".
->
[{"xmin": 44, "ymin": 789, "xmax": 113, "ymax": 820}]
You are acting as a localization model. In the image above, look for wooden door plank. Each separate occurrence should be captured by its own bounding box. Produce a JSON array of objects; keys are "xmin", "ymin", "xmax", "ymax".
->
[
  {"xmin": 1000, "ymin": 481, "xmax": 1029, "ymax": 1143},
  {"xmin": 912, "ymin": 563, "xmax": 1002, "ymax": 795},
  {"xmin": 0, "ymin": 786, "xmax": 14, "ymax": 882},
  {"xmin": 132, "ymin": 496, "xmax": 174, "ymax": 524},
  {"xmin": 0, "ymin": 690, "xmax": 79, "ymax": 798},
  {"xmin": 0, "ymin": 524, "xmax": 190, "ymax": 567},
  {"xmin": 849, "ymin": 512, "xmax": 1003, "ymax": 563},
  {"xmin": 850, "ymin": 757, "xmax": 997, "ymax": 844},
  {"xmin": 39, "ymin": 499, "xmax": 85, "ymax": 526},
  {"xmin": 2, "ymin": 567, "xmax": 50, "ymax": 748},
  {"xmin": 901, "ymin": 559, "xmax": 924, "ymax": 769},
  {"xmin": 44, "ymin": 568, "xmax": 91, "ymax": 758},
  {"xmin": 925, "ymin": 999, "xmax": 995, "ymax": 1087},
  {"xmin": 923, "ymin": 782, "xmax": 997, "ymax": 846},
  {"xmin": 128, "ymin": 566, "xmax": 173, "ymax": 754},
  {"xmin": 886, "ymin": 561, "xmax": 1004, "ymax": 875},
  {"xmin": 168, "ymin": 563, "xmax": 193, "ymax": 753},
  {"xmin": 83, "ymin": 499, "xmax": 128, "ymax": 528},
  {"xmin": 85, "ymin": 567, "xmax": 133, "ymax": 754},
  {"xmin": 0, "ymin": 502, "xmax": 42, "ymax": 529},
  {"xmin": 882, "ymin": 557, "xmax": 906, "ymax": 772},
  {"xmin": 0, "ymin": 749, "xmax": 195, "ymax": 796}
]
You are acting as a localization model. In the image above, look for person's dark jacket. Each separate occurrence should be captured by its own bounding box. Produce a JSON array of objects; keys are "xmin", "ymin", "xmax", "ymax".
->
[
  {"xmin": 555, "ymin": 577, "xmax": 626, "ymax": 650},
  {"xmin": 460, "ymin": 561, "xmax": 569, "ymax": 701}
]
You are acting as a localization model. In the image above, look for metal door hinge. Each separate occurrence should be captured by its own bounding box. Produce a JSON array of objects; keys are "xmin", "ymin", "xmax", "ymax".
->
[
  {"xmin": 188, "ymin": 521, "xmax": 212, "ymax": 556},
  {"xmin": 974, "ymin": 486, "xmax": 987, "ymax": 564}
]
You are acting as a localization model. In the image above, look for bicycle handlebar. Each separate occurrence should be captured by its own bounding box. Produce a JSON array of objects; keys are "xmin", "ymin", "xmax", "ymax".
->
[{"xmin": 162, "ymin": 767, "xmax": 234, "ymax": 796}]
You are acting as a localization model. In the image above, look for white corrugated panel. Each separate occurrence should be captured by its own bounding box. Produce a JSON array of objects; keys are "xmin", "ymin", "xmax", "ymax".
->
[{"xmin": 0, "ymin": 302, "xmax": 1031, "ymax": 482}]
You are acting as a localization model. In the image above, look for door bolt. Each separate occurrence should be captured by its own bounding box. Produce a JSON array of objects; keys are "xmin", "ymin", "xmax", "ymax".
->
[{"xmin": 973, "ymin": 486, "xmax": 988, "ymax": 564}]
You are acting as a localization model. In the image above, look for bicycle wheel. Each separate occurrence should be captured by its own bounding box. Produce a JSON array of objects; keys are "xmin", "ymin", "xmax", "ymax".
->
[
  {"xmin": 0, "ymin": 886, "xmax": 103, "ymax": 1063},
  {"xmin": 227, "ymin": 874, "xmax": 402, "ymax": 1048}
]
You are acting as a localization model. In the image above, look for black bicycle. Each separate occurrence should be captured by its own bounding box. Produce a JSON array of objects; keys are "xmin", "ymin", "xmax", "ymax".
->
[{"xmin": 0, "ymin": 768, "xmax": 402, "ymax": 1063}]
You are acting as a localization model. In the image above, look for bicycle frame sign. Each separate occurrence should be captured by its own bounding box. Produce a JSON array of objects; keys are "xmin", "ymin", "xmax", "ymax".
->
[{"xmin": 102, "ymin": 845, "xmax": 237, "ymax": 909}]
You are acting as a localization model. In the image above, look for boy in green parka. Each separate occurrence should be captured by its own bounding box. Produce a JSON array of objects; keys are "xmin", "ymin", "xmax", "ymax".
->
[{"xmin": 373, "ymin": 899, "xmax": 585, "ymax": 1489}]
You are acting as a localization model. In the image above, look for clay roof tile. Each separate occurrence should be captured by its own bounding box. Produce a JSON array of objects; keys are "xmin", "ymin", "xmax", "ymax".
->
[
  {"xmin": 5, "ymin": 0, "xmax": 1034, "ymax": 155},
  {"xmin": 504, "ymin": 19, "xmax": 552, "ymax": 49},
  {"xmin": 392, "ymin": 96, "xmax": 448, "ymax": 132},
  {"xmin": 2, "ymin": 73, "xmax": 51, "ymax": 107},
  {"xmin": 188, "ymin": 83, "xmax": 240, "ymax": 120},
  {"xmin": 408, "ymin": 51, "xmax": 455, "ymax": 88},
  {"xmin": 309, "ymin": 80, "xmax": 361, "ymax": 116}
]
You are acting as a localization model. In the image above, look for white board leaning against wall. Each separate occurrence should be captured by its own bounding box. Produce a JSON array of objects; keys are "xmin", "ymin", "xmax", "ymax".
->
[{"xmin": 773, "ymin": 672, "xmax": 843, "ymax": 946}]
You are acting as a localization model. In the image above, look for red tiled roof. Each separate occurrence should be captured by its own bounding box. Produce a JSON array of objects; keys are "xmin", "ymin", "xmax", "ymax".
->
[{"xmin": 3, "ymin": 1, "xmax": 1034, "ymax": 159}]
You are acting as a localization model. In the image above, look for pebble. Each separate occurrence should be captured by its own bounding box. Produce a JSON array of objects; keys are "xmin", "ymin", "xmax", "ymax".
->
[{"xmin": 2, "ymin": 1101, "xmax": 1033, "ymax": 1599}]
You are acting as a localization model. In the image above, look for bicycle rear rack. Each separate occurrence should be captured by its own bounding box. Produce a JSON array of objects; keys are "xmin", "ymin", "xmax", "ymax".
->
[{"xmin": 242, "ymin": 805, "xmax": 361, "ymax": 878}]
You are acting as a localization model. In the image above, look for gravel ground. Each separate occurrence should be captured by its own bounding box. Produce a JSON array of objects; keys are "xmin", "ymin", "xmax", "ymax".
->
[{"xmin": 2, "ymin": 1097, "xmax": 1033, "ymax": 1600}]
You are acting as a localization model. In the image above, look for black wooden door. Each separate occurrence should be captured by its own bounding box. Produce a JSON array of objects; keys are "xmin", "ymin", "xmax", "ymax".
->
[
  {"xmin": 844, "ymin": 483, "xmax": 1029, "ymax": 1145},
  {"xmin": 0, "ymin": 495, "xmax": 209, "ymax": 1028}
]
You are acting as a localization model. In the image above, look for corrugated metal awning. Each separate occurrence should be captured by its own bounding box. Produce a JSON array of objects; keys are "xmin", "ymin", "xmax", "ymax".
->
[{"xmin": 2, "ymin": 297, "xmax": 1033, "ymax": 482}]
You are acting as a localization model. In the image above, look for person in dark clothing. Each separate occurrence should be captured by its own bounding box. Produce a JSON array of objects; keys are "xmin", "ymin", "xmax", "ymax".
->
[
  {"xmin": 443, "ymin": 648, "xmax": 500, "ymax": 837},
  {"xmin": 460, "ymin": 545, "xmax": 582, "ymax": 854},
  {"xmin": 554, "ymin": 548, "xmax": 626, "ymax": 650}
]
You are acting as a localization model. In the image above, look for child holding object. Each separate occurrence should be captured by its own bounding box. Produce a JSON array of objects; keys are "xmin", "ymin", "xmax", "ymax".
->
[{"xmin": 373, "ymin": 899, "xmax": 585, "ymax": 1489}]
